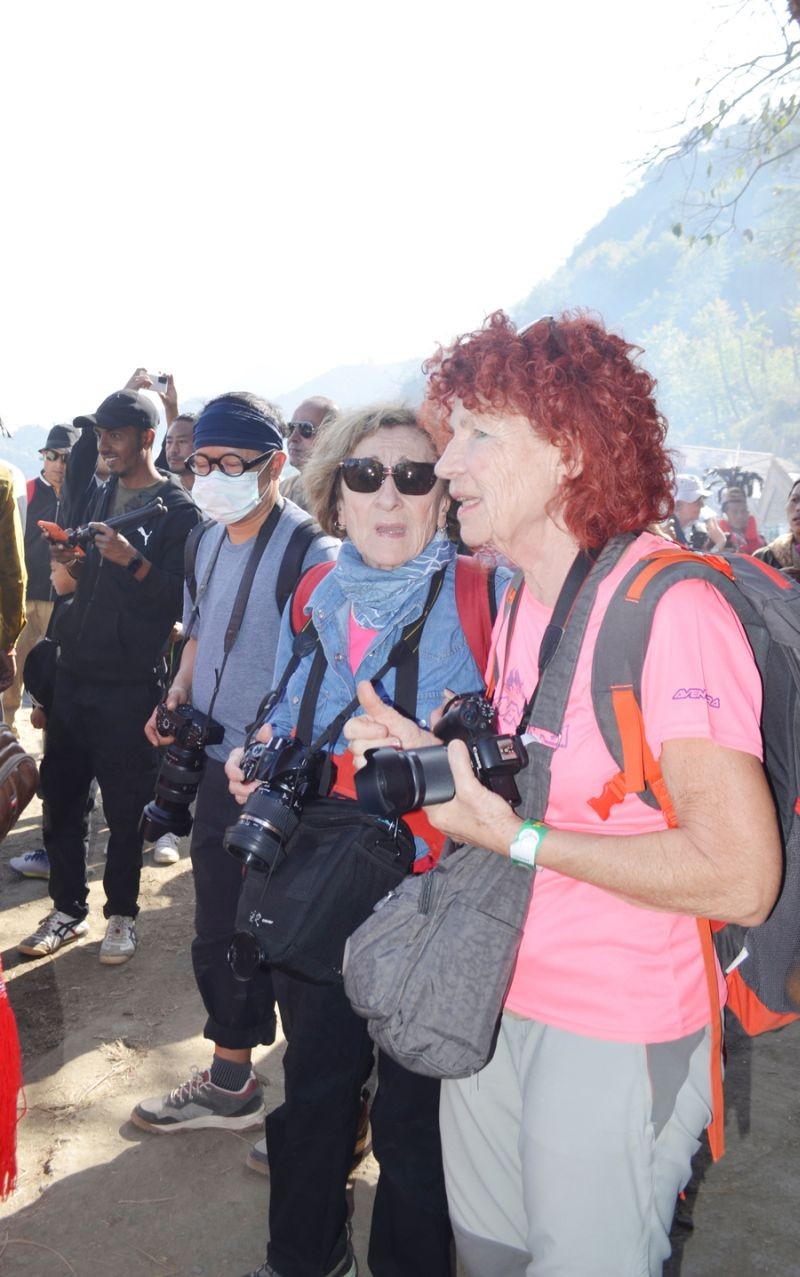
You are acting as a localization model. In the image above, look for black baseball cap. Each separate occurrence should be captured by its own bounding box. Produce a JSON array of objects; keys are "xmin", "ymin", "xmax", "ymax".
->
[
  {"xmin": 74, "ymin": 389, "xmax": 159, "ymax": 433},
  {"xmin": 40, "ymin": 424, "xmax": 80, "ymax": 452}
]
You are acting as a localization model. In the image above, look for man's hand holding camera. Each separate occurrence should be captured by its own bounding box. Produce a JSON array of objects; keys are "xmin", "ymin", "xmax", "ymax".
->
[
  {"xmin": 144, "ymin": 682, "xmax": 190, "ymax": 747},
  {"xmin": 89, "ymin": 522, "xmax": 148, "ymax": 577}
]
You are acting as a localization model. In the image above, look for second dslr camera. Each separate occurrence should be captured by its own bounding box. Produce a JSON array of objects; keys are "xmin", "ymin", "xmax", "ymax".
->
[{"xmin": 355, "ymin": 691, "xmax": 528, "ymax": 821}]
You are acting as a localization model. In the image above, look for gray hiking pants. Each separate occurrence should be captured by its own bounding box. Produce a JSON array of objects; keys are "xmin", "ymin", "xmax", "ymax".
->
[{"xmin": 440, "ymin": 1014, "xmax": 713, "ymax": 1277}]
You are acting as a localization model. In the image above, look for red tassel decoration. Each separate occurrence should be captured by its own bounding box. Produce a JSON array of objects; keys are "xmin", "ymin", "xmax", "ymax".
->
[{"xmin": 0, "ymin": 956, "xmax": 23, "ymax": 1199}]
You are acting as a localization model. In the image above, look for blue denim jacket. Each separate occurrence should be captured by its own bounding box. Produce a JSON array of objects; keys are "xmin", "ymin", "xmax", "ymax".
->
[{"xmin": 266, "ymin": 557, "xmax": 511, "ymax": 748}]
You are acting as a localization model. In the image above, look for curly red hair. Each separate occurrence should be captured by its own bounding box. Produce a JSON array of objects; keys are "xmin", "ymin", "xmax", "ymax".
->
[{"xmin": 423, "ymin": 310, "xmax": 675, "ymax": 549}]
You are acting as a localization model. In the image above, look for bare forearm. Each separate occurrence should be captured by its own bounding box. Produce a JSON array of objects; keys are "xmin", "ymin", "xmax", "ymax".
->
[{"xmin": 171, "ymin": 636, "xmax": 197, "ymax": 698}]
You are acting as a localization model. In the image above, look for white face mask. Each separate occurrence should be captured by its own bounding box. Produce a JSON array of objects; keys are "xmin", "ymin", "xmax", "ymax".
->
[{"xmin": 191, "ymin": 468, "xmax": 266, "ymax": 525}]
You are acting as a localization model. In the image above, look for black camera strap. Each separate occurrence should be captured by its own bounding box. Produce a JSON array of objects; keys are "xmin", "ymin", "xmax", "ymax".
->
[
  {"xmin": 204, "ymin": 501, "xmax": 284, "ymax": 723},
  {"xmin": 506, "ymin": 547, "xmax": 601, "ymax": 735}
]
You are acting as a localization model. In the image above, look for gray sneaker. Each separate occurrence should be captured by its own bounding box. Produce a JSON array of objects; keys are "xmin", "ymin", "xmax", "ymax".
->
[
  {"xmin": 18, "ymin": 910, "xmax": 89, "ymax": 958},
  {"xmin": 132, "ymin": 1067, "xmax": 265, "ymax": 1133},
  {"xmin": 99, "ymin": 915, "xmax": 137, "ymax": 965},
  {"xmin": 246, "ymin": 1136, "xmax": 269, "ymax": 1175},
  {"xmin": 242, "ymin": 1244, "xmax": 357, "ymax": 1277}
]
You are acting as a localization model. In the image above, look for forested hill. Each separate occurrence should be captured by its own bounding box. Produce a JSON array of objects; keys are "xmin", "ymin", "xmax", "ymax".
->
[{"xmin": 511, "ymin": 128, "xmax": 799, "ymax": 458}]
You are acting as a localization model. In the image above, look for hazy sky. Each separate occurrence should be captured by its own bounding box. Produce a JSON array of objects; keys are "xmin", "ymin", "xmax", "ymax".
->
[{"xmin": 0, "ymin": 0, "xmax": 784, "ymax": 429}]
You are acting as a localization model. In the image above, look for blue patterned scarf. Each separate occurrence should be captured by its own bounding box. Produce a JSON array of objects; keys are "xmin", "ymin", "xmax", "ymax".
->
[{"xmin": 334, "ymin": 533, "xmax": 455, "ymax": 629}]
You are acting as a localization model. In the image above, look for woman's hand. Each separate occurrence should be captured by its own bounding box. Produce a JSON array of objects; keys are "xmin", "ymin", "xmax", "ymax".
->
[
  {"xmin": 225, "ymin": 724, "xmax": 273, "ymax": 804},
  {"xmin": 426, "ymin": 740, "xmax": 522, "ymax": 855},
  {"xmin": 343, "ymin": 681, "xmax": 438, "ymax": 769}
]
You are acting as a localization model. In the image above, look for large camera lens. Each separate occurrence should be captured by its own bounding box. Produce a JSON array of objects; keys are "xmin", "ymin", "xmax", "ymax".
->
[
  {"xmin": 223, "ymin": 787, "xmax": 302, "ymax": 869},
  {"xmin": 140, "ymin": 748, "xmax": 204, "ymax": 841},
  {"xmin": 355, "ymin": 745, "xmax": 456, "ymax": 820}
]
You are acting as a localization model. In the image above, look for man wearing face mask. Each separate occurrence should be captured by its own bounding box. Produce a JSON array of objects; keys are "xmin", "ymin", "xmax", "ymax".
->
[{"xmin": 132, "ymin": 392, "xmax": 338, "ymax": 1140}]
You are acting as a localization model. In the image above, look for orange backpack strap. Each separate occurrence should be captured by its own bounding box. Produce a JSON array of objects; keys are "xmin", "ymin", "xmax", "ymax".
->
[{"xmin": 696, "ymin": 919, "xmax": 726, "ymax": 1161}]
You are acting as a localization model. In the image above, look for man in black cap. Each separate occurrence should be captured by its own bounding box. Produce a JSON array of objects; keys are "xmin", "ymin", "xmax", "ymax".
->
[
  {"xmin": 131, "ymin": 391, "xmax": 338, "ymax": 1142},
  {"xmin": 18, "ymin": 389, "xmax": 200, "ymax": 965},
  {"xmin": 3, "ymin": 424, "xmax": 79, "ymax": 738}
]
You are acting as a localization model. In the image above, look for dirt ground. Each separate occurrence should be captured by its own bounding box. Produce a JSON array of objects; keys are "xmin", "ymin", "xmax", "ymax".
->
[{"xmin": 1, "ymin": 707, "xmax": 800, "ymax": 1277}]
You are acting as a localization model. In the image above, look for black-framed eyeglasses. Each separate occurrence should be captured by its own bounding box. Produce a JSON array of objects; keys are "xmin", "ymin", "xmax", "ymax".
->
[
  {"xmin": 186, "ymin": 449, "xmax": 275, "ymax": 477},
  {"xmin": 286, "ymin": 420, "xmax": 319, "ymax": 440},
  {"xmin": 42, "ymin": 449, "xmax": 70, "ymax": 463},
  {"xmin": 338, "ymin": 457, "xmax": 438, "ymax": 496}
]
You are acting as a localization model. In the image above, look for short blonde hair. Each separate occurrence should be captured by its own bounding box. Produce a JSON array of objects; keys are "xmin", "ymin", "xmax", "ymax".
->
[{"xmin": 303, "ymin": 404, "xmax": 440, "ymax": 536}]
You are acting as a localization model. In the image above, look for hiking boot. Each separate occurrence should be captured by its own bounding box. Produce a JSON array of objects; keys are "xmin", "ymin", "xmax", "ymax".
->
[
  {"xmin": 9, "ymin": 848, "xmax": 51, "ymax": 879},
  {"xmin": 99, "ymin": 915, "xmax": 137, "ymax": 965},
  {"xmin": 18, "ymin": 910, "xmax": 88, "ymax": 957},
  {"xmin": 246, "ymin": 1136, "xmax": 269, "ymax": 1175},
  {"xmin": 152, "ymin": 833, "xmax": 180, "ymax": 865},
  {"xmin": 241, "ymin": 1243, "xmax": 357, "ymax": 1277},
  {"xmin": 132, "ymin": 1067, "xmax": 265, "ymax": 1134}
]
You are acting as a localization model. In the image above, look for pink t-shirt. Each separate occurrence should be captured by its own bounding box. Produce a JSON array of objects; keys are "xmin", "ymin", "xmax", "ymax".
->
[
  {"xmin": 348, "ymin": 612, "xmax": 379, "ymax": 673},
  {"xmin": 495, "ymin": 533, "xmax": 763, "ymax": 1042}
]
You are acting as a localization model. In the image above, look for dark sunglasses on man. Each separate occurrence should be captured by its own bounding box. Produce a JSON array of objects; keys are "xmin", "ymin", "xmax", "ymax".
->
[
  {"xmin": 338, "ymin": 457, "xmax": 438, "ymax": 496},
  {"xmin": 42, "ymin": 449, "xmax": 71, "ymax": 463},
  {"xmin": 286, "ymin": 420, "xmax": 319, "ymax": 440}
]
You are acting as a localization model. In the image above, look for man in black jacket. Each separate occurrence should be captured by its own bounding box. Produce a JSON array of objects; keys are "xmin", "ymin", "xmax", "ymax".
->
[{"xmin": 18, "ymin": 390, "xmax": 200, "ymax": 966}]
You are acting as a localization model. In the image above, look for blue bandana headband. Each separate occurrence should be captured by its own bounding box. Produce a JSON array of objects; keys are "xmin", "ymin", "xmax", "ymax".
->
[{"xmin": 193, "ymin": 400, "xmax": 285, "ymax": 453}]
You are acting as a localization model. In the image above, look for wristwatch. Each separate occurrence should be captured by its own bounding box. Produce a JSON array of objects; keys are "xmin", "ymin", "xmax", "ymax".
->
[
  {"xmin": 126, "ymin": 554, "xmax": 144, "ymax": 575},
  {"xmin": 509, "ymin": 819, "xmax": 548, "ymax": 870}
]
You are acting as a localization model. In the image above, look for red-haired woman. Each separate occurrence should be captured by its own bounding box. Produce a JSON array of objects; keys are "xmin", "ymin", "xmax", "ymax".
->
[{"xmin": 347, "ymin": 312, "xmax": 781, "ymax": 1276}]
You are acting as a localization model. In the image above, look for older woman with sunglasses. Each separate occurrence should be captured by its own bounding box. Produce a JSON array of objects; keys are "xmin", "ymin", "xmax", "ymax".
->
[
  {"xmin": 346, "ymin": 314, "xmax": 781, "ymax": 1276},
  {"xmin": 227, "ymin": 404, "xmax": 508, "ymax": 1277}
]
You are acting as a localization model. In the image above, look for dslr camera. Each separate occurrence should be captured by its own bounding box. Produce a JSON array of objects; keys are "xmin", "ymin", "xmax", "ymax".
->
[
  {"xmin": 222, "ymin": 736, "xmax": 323, "ymax": 871},
  {"xmin": 140, "ymin": 703, "xmax": 224, "ymax": 841},
  {"xmin": 355, "ymin": 691, "xmax": 529, "ymax": 821}
]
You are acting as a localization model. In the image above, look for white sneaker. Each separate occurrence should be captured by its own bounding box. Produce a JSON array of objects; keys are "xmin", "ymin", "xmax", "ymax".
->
[
  {"xmin": 18, "ymin": 910, "xmax": 89, "ymax": 957},
  {"xmin": 152, "ymin": 833, "xmax": 180, "ymax": 865},
  {"xmin": 9, "ymin": 848, "xmax": 51, "ymax": 879},
  {"xmin": 100, "ymin": 915, "xmax": 137, "ymax": 965}
]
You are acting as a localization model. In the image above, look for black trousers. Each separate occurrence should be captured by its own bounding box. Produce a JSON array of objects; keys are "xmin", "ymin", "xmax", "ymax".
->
[
  {"xmin": 190, "ymin": 757, "xmax": 277, "ymax": 1050},
  {"xmin": 43, "ymin": 674, "xmax": 160, "ymax": 920},
  {"xmin": 267, "ymin": 971, "xmax": 453, "ymax": 1277}
]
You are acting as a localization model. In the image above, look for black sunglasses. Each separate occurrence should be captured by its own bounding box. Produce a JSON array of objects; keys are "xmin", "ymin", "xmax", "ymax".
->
[
  {"xmin": 286, "ymin": 420, "xmax": 319, "ymax": 440},
  {"xmin": 42, "ymin": 449, "xmax": 70, "ymax": 462},
  {"xmin": 338, "ymin": 457, "xmax": 438, "ymax": 496},
  {"xmin": 186, "ymin": 449, "xmax": 275, "ymax": 477}
]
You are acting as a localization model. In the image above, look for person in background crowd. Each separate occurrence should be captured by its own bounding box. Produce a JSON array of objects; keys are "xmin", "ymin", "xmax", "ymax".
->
[
  {"xmin": 754, "ymin": 479, "xmax": 800, "ymax": 577},
  {"xmin": 663, "ymin": 473, "xmax": 726, "ymax": 551},
  {"xmin": 132, "ymin": 393, "xmax": 337, "ymax": 1146},
  {"xmin": 346, "ymin": 312, "xmax": 781, "ymax": 1277},
  {"xmin": 281, "ymin": 396, "xmax": 339, "ymax": 513},
  {"xmin": 3, "ymin": 425, "xmax": 79, "ymax": 736},
  {"xmin": 8, "ymin": 554, "xmax": 79, "ymax": 880},
  {"xmin": 719, "ymin": 486, "xmax": 766, "ymax": 554},
  {"xmin": 17, "ymin": 389, "xmax": 200, "ymax": 965},
  {"xmin": 0, "ymin": 459, "xmax": 26, "ymax": 717},
  {"xmin": 165, "ymin": 413, "xmax": 198, "ymax": 492}
]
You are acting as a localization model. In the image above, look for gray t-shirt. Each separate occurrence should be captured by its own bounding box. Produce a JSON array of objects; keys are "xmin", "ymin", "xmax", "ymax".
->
[{"xmin": 182, "ymin": 500, "xmax": 338, "ymax": 761}]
